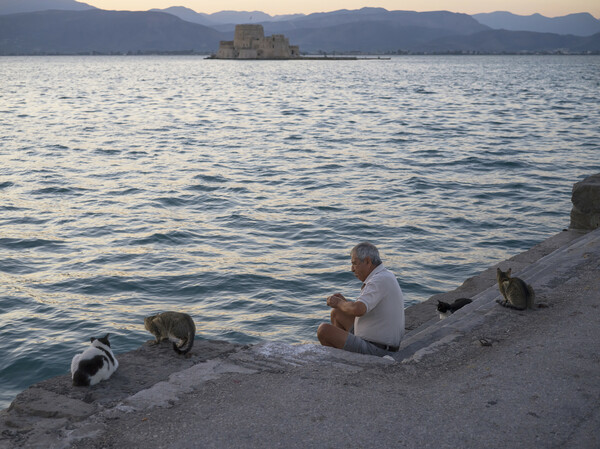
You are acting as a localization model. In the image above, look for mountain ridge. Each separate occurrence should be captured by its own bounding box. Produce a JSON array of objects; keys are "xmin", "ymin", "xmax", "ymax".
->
[
  {"xmin": 2, "ymin": 1, "xmax": 598, "ymax": 37},
  {"xmin": 0, "ymin": 9, "xmax": 224, "ymax": 54},
  {"xmin": 0, "ymin": 0, "xmax": 95, "ymax": 15},
  {"xmin": 473, "ymin": 11, "xmax": 600, "ymax": 36},
  {"xmin": 1, "ymin": 7, "xmax": 599, "ymax": 55}
]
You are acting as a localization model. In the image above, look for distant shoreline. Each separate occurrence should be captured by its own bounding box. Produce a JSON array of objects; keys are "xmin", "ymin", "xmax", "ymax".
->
[
  {"xmin": 205, "ymin": 55, "xmax": 392, "ymax": 60},
  {"xmin": 1, "ymin": 52, "xmax": 599, "ymax": 57}
]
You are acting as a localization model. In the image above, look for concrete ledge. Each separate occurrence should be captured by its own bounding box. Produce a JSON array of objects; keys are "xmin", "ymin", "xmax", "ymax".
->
[
  {"xmin": 396, "ymin": 227, "xmax": 600, "ymax": 363},
  {"xmin": 8, "ymin": 388, "xmax": 94, "ymax": 421},
  {"xmin": 1, "ymin": 225, "xmax": 599, "ymax": 448},
  {"xmin": 403, "ymin": 228, "xmax": 587, "ymax": 332}
]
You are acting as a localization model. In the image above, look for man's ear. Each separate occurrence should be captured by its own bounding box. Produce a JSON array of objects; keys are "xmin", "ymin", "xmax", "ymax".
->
[{"xmin": 364, "ymin": 257, "xmax": 372, "ymax": 266}]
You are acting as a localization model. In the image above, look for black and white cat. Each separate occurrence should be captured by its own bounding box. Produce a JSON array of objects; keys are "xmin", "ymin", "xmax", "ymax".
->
[
  {"xmin": 71, "ymin": 333, "xmax": 119, "ymax": 386},
  {"xmin": 437, "ymin": 298, "xmax": 473, "ymax": 320}
]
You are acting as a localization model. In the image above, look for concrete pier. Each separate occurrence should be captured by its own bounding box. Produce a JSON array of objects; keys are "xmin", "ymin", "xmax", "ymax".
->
[{"xmin": 1, "ymin": 176, "xmax": 599, "ymax": 449}]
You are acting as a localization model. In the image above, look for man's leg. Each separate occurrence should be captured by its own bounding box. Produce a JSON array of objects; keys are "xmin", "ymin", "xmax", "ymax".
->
[
  {"xmin": 330, "ymin": 308, "xmax": 354, "ymax": 331},
  {"xmin": 317, "ymin": 308, "xmax": 354, "ymax": 349}
]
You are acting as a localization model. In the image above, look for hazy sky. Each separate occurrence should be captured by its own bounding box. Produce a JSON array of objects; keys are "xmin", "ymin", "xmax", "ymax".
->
[{"xmin": 86, "ymin": 1, "xmax": 600, "ymax": 18}]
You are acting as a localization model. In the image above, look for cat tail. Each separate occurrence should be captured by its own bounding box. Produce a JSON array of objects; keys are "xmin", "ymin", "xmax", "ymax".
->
[
  {"xmin": 496, "ymin": 298, "xmax": 526, "ymax": 311},
  {"xmin": 173, "ymin": 333, "xmax": 194, "ymax": 355},
  {"xmin": 526, "ymin": 284, "xmax": 536, "ymax": 309},
  {"xmin": 70, "ymin": 353, "xmax": 82, "ymax": 376}
]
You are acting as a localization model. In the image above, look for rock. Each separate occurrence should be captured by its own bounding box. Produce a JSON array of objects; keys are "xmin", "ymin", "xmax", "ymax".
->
[
  {"xmin": 0, "ymin": 339, "xmax": 244, "ymax": 448},
  {"xmin": 25, "ymin": 339, "xmax": 241, "ymax": 410},
  {"xmin": 8, "ymin": 388, "xmax": 93, "ymax": 421},
  {"xmin": 570, "ymin": 173, "xmax": 600, "ymax": 230}
]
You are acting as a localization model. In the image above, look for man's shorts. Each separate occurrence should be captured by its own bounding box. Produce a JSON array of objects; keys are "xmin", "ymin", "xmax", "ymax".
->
[{"xmin": 343, "ymin": 328, "xmax": 396, "ymax": 357}]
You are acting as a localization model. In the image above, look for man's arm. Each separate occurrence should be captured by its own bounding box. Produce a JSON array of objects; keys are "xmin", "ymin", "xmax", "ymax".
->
[{"xmin": 327, "ymin": 293, "xmax": 367, "ymax": 317}]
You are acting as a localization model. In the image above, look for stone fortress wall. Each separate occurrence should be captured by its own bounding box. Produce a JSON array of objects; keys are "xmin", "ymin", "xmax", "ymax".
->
[{"xmin": 216, "ymin": 24, "xmax": 300, "ymax": 59}]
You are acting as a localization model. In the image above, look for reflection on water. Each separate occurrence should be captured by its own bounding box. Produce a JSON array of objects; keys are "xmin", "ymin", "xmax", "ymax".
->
[{"xmin": 0, "ymin": 55, "xmax": 599, "ymax": 408}]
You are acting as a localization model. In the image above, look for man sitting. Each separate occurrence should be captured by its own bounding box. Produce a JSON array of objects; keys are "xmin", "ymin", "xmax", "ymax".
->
[{"xmin": 317, "ymin": 242, "xmax": 405, "ymax": 356}]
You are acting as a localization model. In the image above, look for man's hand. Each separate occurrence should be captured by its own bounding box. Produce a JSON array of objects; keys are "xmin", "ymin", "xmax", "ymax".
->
[
  {"xmin": 326, "ymin": 293, "xmax": 367, "ymax": 317},
  {"xmin": 327, "ymin": 293, "xmax": 347, "ymax": 308}
]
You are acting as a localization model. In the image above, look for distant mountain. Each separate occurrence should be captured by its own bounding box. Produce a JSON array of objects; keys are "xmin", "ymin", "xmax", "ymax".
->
[
  {"xmin": 152, "ymin": 7, "xmax": 305, "ymax": 25},
  {"xmin": 215, "ymin": 8, "xmax": 487, "ymax": 34},
  {"xmin": 205, "ymin": 10, "xmax": 306, "ymax": 24},
  {"xmin": 1, "ymin": 7, "xmax": 598, "ymax": 55},
  {"xmin": 289, "ymin": 7, "xmax": 487, "ymax": 32},
  {"xmin": 219, "ymin": 8, "xmax": 490, "ymax": 53},
  {"xmin": 283, "ymin": 22, "xmax": 466, "ymax": 53},
  {"xmin": 472, "ymin": 12, "xmax": 600, "ymax": 36},
  {"xmin": 270, "ymin": 13, "xmax": 306, "ymax": 22},
  {"xmin": 209, "ymin": 10, "xmax": 272, "ymax": 24},
  {"xmin": 205, "ymin": 8, "xmax": 599, "ymax": 54},
  {"xmin": 418, "ymin": 29, "xmax": 600, "ymax": 53},
  {"xmin": 150, "ymin": 6, "xmax": 217, "ymax": 27},
  {"xmin": 0, "ymin": 10, "xmax": 224, "ymax": 54},
  {"xmin": 143, "ymin": 6, "xmax": 492, "ymax": 54},
  {"xmin": 0, "ymin": 0, "xmax": 95, "ymax": 15},
  {"xmin": 215, "ymin": 8, "xmax": 489, "ymax": 35},
  {"xmin": 572, "ymin": 33, "xmax": 600, "ymax": 51}
]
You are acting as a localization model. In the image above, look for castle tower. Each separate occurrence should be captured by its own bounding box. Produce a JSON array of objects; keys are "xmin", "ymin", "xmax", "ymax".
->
[
  {"xmin": 233, "ymin": 24, "xmax": 265, "ymax": 49},
  {"xmin": 214, "ymin": 24, "xmax": 300, "ymax": 59}
]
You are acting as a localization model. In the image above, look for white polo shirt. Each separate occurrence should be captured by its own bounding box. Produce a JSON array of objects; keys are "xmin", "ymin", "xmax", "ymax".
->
[{"xmin": 354, "ymin": 264, "xmax": 405, "ymax": 347}]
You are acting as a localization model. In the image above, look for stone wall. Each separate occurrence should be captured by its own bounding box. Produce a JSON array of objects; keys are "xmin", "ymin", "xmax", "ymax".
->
[
  {"xmin": 238, "ymin": 48, "xmax": 258, "ymax": 59},
  {"xmin": 260, "ymin": 35, "xmax": 292, "ymax": 59},
  {"xmin": 216, "ymin": 41, "xmax": 235, "ymax": 59}
]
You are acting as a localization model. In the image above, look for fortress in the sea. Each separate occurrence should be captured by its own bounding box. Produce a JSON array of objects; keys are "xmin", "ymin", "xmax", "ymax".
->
[{"xmin": 215, "ymin": 24, "xmax": 300, "ymax": 59}]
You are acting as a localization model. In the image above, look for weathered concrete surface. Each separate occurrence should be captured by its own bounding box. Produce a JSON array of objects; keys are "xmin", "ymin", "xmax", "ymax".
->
[
  {"xmin": 404, "ymin": 228, "xmax": 587, "ymax": 331},
  {"xmin": 0, "ymin": 340, "xmax": 241, "ymax": 448},
  {"xmin": 1, "ymin": 226, "xmax": 599, "ymax": 449}
]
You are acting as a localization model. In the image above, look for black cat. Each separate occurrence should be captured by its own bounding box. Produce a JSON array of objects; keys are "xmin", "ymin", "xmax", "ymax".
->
[{"xmin": 437, "ymin": 298, "xmax": 473, "ymax": 319}]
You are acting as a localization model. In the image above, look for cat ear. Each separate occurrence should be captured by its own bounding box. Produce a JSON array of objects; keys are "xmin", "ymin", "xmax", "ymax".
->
[{"xmin": 506, "ymin": 268, "xmax": 512, "ymax": 276}]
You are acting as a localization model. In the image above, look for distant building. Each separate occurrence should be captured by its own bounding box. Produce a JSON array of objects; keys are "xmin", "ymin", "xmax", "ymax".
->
[{"xmin": 215, "ymin": 24, "xmax": 300, "ymax": 59}]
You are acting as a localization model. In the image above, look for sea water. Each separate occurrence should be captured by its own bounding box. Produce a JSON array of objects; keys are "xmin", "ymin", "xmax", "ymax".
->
[{"xmin": 0, "ymin": 55, "xmax": 599, "ymax": 408}]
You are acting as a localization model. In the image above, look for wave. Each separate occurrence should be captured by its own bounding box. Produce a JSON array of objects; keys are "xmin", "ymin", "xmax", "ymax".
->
[
  {"xmin": 0, "ymin": 238, "xmax": 64, "ymax": 250},
  {"xmin": 1, "ymin": 55, "xmax": 599, "ymax": 409}
]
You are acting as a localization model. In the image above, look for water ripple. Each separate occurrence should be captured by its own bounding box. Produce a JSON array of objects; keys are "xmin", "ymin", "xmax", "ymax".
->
[{"xmin": 0, "ymin": 55, "xmax": 599, "ymax": 409}]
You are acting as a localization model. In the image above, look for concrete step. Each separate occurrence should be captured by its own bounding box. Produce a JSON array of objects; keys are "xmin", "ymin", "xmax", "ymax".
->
[
  {"xmin": 239, "ymin": 342, "xmax": 393, "ymax": 370},
  {"xmin": 394, "ymin": 227, "xmax": 600, "ymax": 363}
]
